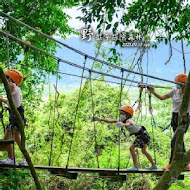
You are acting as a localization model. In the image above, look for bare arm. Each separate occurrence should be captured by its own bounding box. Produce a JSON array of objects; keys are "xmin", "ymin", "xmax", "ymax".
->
[
  {"xmin": 116, "ymin": 120, "xmax": 132, "ymax": 128},
  {"xmin": 99, "ymin": 118, "xmax": 117, "ymax": 123},
  {"xmin": 148, "ymin": 87, "xmax": 170, "ymax": 100},
  {"xmin": 0, "ymin": 97, "xmax": 8, "ymax": 104},
  {"xmin": 124, "ymin": 121, "xmax": 131, "ymax": 127},
  {"xmin": 152, "ymin": 91, "xmax": 170, "ymax": 100}
]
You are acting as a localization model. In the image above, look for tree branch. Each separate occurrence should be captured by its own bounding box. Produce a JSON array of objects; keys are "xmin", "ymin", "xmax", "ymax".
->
[
  {"xmin": 0, "ymin": 67, "xmax": 42, "ymax": 190},
  {"xmin": 154, "ymin": 71, "xmax": 190, "ymax": 189}
]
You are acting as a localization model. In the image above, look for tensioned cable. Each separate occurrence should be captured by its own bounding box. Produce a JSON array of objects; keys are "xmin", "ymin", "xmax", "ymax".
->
[
  {"xmin": 0, "ymin": 31, "xmax": 176, "ymax": 90},
  {"xmin": 172, "ymin": 46, "xmax": 190, "ymax": 54},
  {"xmin": 0, "ymin": 11, "xmax": 180, "ymax": 85},
  {"xmin": 15, "ymin": 61, "xmax": 140, "ymax": 88},
  {"xmin": 15, "ymin": 61, "xmax": 174, "ymax": 91}
]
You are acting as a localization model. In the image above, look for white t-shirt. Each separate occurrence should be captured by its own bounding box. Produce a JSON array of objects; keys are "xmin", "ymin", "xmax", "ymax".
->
[
  {"xmin": 125, "ymin": 118, "xmax": 141, "ymax": 134},
  {"xmin": 167, "ymin": 89, "xmax": 190, "ymax": 113},
  {"xmin": 7, "ymin": 82, "xmax": 22, "ymax": 108}
]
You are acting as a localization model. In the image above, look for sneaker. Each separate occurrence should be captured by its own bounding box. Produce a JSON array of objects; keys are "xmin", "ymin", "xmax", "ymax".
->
[
  {"xmin": 127, "ymin": 166, "xmax": 140, "ymax": 170},
  {"xmin": 0, "ymin": 158, "xmax": 17, "ymax": 165},
  {"xmin": 185, "ymin": 165, "xmax": 190, "ymax": 170},
  {"xmin": 163, "ymin": 164, "xmax": 170, "ymax": 170},
  {"xmin": 146, "ymin": 165, "xmax": 158, "ymax": 170},
  {"xmin": 19, "ymin": 158, "xmax": 28, "ymax": 166}
]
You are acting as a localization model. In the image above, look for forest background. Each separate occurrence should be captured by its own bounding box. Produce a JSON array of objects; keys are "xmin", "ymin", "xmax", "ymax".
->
[{"xmin": 0, "ymin": 0, "xmax": 190, "ymax": 189}]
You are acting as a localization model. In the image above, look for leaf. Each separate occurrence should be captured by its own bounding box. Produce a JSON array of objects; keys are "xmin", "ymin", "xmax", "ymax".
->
[
  {"xmin": 106, "ymin": 24, "xmax": 112, "ymax": 30},
  {"xmin": 114, "ymin": 22, "xmax": 119, "ymax": 28},
  {"xmin": 117, "ymin": 0, "xmax": 121, "ymax": 5},
  {"xmin": 108, "ymin": 14, "xmax": 112, "ymax": 22}
]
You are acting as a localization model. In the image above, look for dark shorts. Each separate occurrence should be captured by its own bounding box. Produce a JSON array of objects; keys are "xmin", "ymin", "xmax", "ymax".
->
[
  {"xmin": 133, "ymin": 126, "xmax": 150, "ymax": 148},
  {"xmin": 6, "ymin": 106, "xmax": 26, "ymax": 131},
  {"xmin": 171, "ymin": 112, "xmax": 189, "ymax": 133}
]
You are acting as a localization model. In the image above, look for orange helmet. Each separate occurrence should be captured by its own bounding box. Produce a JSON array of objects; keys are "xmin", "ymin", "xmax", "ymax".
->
[
  {"xmin": 5, "ymin": 69, "xmax": 23, "ymax": 86},
  {"xmin": 119, "ymin": 105, "xmax": 134, "ymax": 117},
  {"xmin": 174, "ymin": 73, "xmax": 188, "ymax": 83}
]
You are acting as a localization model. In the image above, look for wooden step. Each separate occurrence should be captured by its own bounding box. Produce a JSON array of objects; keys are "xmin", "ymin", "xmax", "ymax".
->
[{"xmin": 0, "ymin": 140, "xmax": 14, "ymax": 145}]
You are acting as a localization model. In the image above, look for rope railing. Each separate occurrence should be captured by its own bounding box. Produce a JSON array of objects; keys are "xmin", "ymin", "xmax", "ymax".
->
[
  {"xmin": 0, "ymin": 11, "xmax": 180, "ymax": 85},
  {"xmin": 0, "ymin": 30, "xmax": 175, "ymax": 90}
]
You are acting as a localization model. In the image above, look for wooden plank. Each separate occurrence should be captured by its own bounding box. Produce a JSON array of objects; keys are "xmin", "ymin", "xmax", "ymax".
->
[
  {"xmin": 51, "ymin": 170, "xmax": 78, "ymax": 179},
  {"xmin": 99, "ymin": 172, "xmax": 127, "ymax": 181},
  {"xmin": 0, "ymin": 140, "xmax": 14, "ymax": 145},
  {"xmin": 0, "ymin": 165, "xmax": 189, "ymax": 174}
]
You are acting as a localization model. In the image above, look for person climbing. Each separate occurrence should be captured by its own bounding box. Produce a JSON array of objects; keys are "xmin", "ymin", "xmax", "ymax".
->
[
  {"xmin": 0, "ymin": 69, "xmax": 27, "ymax": 166},
  {"xmin": 91, "ymin": 105, "xmax": 157, "ymax": 170},
  {"xmin": 148, "ymin": 73, "xmax": 190, "ymax": 170}
]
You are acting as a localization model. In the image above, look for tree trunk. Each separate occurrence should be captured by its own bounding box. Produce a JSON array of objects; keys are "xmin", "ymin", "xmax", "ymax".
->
[
  {"xmin": 0, "ymin": 67, "xmax": 42, "ymax": 190},
  {"xmin": 154, "ymin": 72, "xmax": 190, "ymax": 190}
]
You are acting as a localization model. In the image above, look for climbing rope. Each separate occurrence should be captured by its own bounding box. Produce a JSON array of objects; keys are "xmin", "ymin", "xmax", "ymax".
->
[
  {"xmin": 4, "ymin": 15, "xmax": 17, "ymax": 167},
  {"xmin": 181, "ymin": 39, "xmax": 186, "ymax": 74},
  {"xmin": 0, "ymin": 12, "xmax": 180, "ymax": 85},
  {"xmin": 89, "ymin": 70, "xmax": 100, "ymax": 168},
  {"xmin": 117, "ymin": 69, "xmax": 124, "ymax": 174},
  {"xmin": 0, "ymin": 30, "xmax": 180, "ymax": 89},
  {"xmin": 0, "ymin": 101, "xmax": 5, "ymax": 133},
  {"xmin": 148, "ymin": 91, "xmax": 157, "ymax": 164},
  {"xmin": 49, "ymin": 59, "xmax": 60, "ymax": 166},
  {"xmin": 65, "ymin": 56, "xmax": 87, "ymax": 171}
]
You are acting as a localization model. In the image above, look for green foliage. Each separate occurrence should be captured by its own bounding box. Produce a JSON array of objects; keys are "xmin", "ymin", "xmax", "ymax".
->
[
  {"xmin": 1, "ymin": 81, "xmax": 190, "ymax": 189},
  {"xmin": 22, "ymin": 82, "xmax": 167, "ymax": 188},
  {"xmin": 0, "ymin": 0, "xmax": 78, "ymax": 109},
  {"xmin": 78, "ymin": 0, "xmax": 190, "ymax": 45},
  {"xmin": 0, "ymin": 169, "xmax": 30, "ymax": 190},
  {"xmin": 0, "ymin": 0, "xmax": 189, "ymax": 188}
]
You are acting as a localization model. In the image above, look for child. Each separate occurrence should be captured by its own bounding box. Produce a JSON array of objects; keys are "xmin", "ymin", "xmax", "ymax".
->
[
  {"xmin": 148, "ymin": 73, "xmax": 190, "ymax": 169},
  {"xmin": 0, "ymin": 69, "xmax": 27, "ymax": 165},
  {"xmin": 91, "ymin": 105, "xmax": 157, "ymax": 170}
]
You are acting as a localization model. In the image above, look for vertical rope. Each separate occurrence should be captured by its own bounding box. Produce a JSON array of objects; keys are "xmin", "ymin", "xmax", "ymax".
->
[
  {"xmin": 118, "ymin": 69, "xmax": 124, "ymax": 175},
  {"xmin": 4, "ymin": 15, "xmax": 17, "ymax": 167},
  {"xmin": 148, "ymin": 93, "xmax": 157, "ymax": 164},
  {"xmin": 144, "ymin": 50, "xmax": 149, "ymax": 120},
  {"xmin": 0, "ymin": 102, "xmax": 5, "ymax": 133},
  {"xmin": 66, "ymin": 56, "xmax": 87, "ymax": 171},
  {"xmin": 5, "ymin": 17, "xmax": 10, "ymax": 69},
  {"xmin": 47, "ymin": 74, "xmax": 53, "ymax": 163},
  {"xmin": 49, "ymin": 60, "xmax": 60, "ymax": 166},
  {"xmin": 89, "ymin": 70, "xmax": 100, "ymax": 168},
  {"xmin": 181, "ymin": 39, "xmax": 186, "ymax": 74}
]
